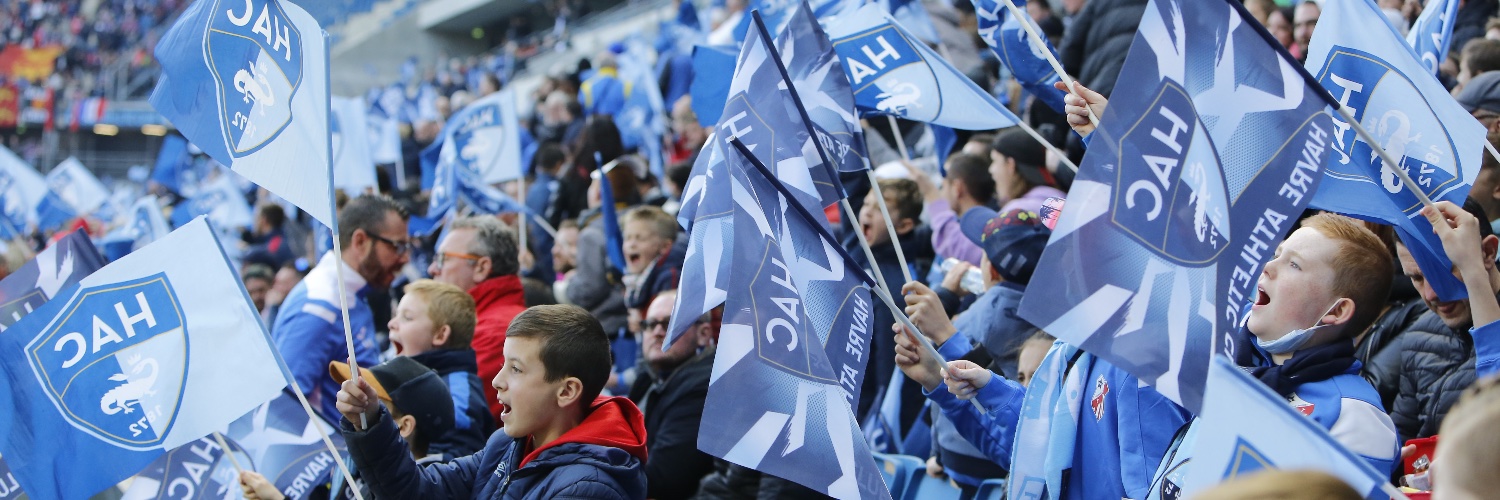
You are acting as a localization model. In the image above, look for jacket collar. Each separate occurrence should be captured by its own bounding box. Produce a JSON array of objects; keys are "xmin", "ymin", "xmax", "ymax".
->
[
  {"xmin": 317, "ymin": 250, "xmax": 370, "ymax": 299},
  {"xmin": 469, "ymin": 274, "xmax": 525, "ymax": 310}
]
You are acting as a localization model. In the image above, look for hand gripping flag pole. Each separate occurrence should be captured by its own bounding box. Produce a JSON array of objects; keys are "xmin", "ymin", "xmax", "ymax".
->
[
  {"xmin": 729, "ymin": 136, "xmax": 986, "ymax": 413},
  {"xmin": 998, "ymin": 0, "xmax": 1099, "ymax": 127},
  {"xmin": 753, "ymin": 10, "xmax": 915, "ymax": 285}
]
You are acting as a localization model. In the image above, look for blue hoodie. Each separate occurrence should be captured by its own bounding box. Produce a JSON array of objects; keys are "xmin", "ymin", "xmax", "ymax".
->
[{"xmin": 272, "ymin": 251, "xmax": 380, "ymax": 423}]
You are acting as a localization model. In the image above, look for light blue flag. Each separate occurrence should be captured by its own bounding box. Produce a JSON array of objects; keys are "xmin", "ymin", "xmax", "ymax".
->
[
  {"xmin": 689, "ymin": 45, "xmax": 738, "ymax": 128},
  {"xmin": 367, "ymin": 96, "xmax": 403, "ymax": 166},
  {"xmin": 446, "ymin": 89, "xmax": 523, "ymax": 185},
  {"xmin": 731, "ymin": 0, "xmax": 801, "ymax": 44},
  {"xmin": 46, "ymin": 157, "xmax": 110, "ymax": 219},
  {"xmin": 122, "ymin": 392, "xmax": 347, "ymax": 500},
  {"xmin": 617, "ymin": 40, "xmax": 670, "ymax": 179},
  {"xmin": 0, "ymin": 217, "xmax": 288, "ymax": 500},
  {"xmin": 170, "ymin": 170, "xmax": 254, "ymax": 232},
  {"xmin": 1305, "ymin": 0, "xmax": 1485, "ymax": 302},
  {"xmin": 828, "ymin": 4, "xmax": 1020, "ymax": 131},
  {"xmin": 1017, "ymin": 0, "xmax": 1333, "ymax": 412},
  {"xmin": 151, "ymin": 0, "xmax": 335, "ymax": 228},
  {"xmin": 876, "ymin": 0, "xmax": 940, "ymax": 45},
  {"xmin": 1184, "ymin": 358, "xmax": 1401, "ymax": 499},
  {"xmin": 1407, "ymin": 0, "xmax": 1459, "ymax": 76},
  {"xmin": 331, "ymin": 96, "xmax": 376, "ymax": 195},
  {"xmin": 101, "ymin": 196, "xmax": 171, "ymax": 262},
  {"xmin": 974, "ymin": 0, "xmax": 1067, "ymax": 113},
  {"xmin": 149, "ymin": 134, "xmax": 206, "ymax": 195},
  {"xmin": 702, "ymin": 139, "xmax": 884, "ymax": 500},
  {"xmin": 0, "ymin": 146, "xmax": 46, "ymax": 235}
]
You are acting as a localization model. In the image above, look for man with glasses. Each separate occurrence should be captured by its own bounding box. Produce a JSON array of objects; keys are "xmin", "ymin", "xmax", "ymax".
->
[
  {"xmin": 273, "ymin": 195, "xmax": 410, "ymax": 423},
  {"xmin": 629, "ymin": 290, "xmax": 718, "ymax": 499},
  {"xmin": 428, "ymin": 216, "xmax": 525, "ymax": 422}
]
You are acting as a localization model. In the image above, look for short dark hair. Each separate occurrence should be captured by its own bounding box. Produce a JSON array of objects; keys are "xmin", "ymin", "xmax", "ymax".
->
[
  {"xmin": 1464, "ymin": 38, "xmax": 1500, "ymax": 76},
  {"xmin": 338, "ymin": 194, "xmax": 409, "ymax": 247},
  {"xmin": 667, "ymin": 161, "xmax": 695, "ymax": 192},
  {"xmin": 506, "ymin": 305, "xmax": 613, "ymax": 405},
  {"xmin": 876, "ymin": 178, "xmax": 923, "ymax": 224},
  {"xmin": 242, "ymin": 263, "xmax": 275, "ymax": 284},
  {"xmin": 450, "ymin": 216, "xmax": 519, "ymax": 278},
  {"xmin": 256, "ymin": 203, "xmax": 286, "ymax": 229},
  {"xmin": 947, "ymin": 152, "xmax": 996, "ymax": 202},
  {"xmin": 533, "ymin": 142, "xmax": 567, "ymax": 176}
]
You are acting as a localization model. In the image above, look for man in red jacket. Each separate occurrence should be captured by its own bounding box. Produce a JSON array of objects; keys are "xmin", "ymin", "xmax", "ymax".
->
[{"xmin": 430, "ymin": 216, "xmax": 526, "ymax": 421}]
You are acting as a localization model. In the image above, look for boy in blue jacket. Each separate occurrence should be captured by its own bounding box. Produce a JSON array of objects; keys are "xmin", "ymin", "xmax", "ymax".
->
[
  {"xmin": 388, "ymin": 279, "xmax": 496, "ymax": 458},
  {"xmin": 337, "ymin": 304, "xmax": 649, "ymax": 499}
]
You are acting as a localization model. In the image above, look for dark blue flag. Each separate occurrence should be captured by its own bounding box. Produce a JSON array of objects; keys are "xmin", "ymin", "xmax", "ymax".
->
[
  {"xmin": 150, "ymin": 134, "xmax": 204, "ymax": 195},
  {"xmin": 974, "ymin": 0, "xmax": 1067, "ymax": 113},
  {"xmin": 778, "ymin": 2, "xmax": 870, "ymax": 174},
  {"xmin": 701, "ymin": 139, "xmax": 884, "ymax": 499},
  {"xmin": 1018, "ymin": 0, "xmax": 1333, "ymax": 413},
  {"xmin": 597, "ymin": 159, "xmax": 629, "ymax": 276},
  {"xmin": 688, "ymin": 45, "xmax": 738, "ymax": 128}
]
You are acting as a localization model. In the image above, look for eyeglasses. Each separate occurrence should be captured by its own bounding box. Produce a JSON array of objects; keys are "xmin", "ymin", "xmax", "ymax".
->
[
  {"xmin": 643, "ymin": 319, "xmax": 671, "ymax": 331},
  {"xmin": 434, "ymin": 251, "xmax": 483, "ymax": 267},
  {"xmin": 367, "ymin": 233, "xmax": 411, "ymax": 255}
]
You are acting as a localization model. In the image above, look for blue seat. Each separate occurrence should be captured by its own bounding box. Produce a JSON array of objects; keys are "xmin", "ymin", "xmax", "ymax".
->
[
  {"xmin": 973, "ymin": 478, "xmax": 1006, "ymax": 500},
  {"xmin": 872, "ymin": 453, "xmax": 925, "ymax": 497},
  {"xmin": 903, "ymin": 473, "xmax": 962, "ymax": 500}
]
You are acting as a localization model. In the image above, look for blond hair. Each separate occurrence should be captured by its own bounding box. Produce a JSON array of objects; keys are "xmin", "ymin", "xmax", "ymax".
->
[
  {"xmin": 1193, "ymin": 469, "xmax": 1362, "ymax": 500},
  {"xmin": 1434, "ymin": 375, "xmax": 1500, "ymax": 497},
  {"xmin": 403, "ymin": 279, "xmax": 476, "ymax": 350},
  {"xmin": 622, "ymin": 205, "xmax": 678, "ymax": 241}
]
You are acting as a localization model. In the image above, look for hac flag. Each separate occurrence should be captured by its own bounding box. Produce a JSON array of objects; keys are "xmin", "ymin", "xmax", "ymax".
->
[
  {"xmin": 778, "ymin": 1, "xmax": 870, "ymax": 174},
  {"xmin": 0, "ymin": 217, "xmax": 287, "ymax": 500},
  {"xmin": 331, "ymin": 96, "xmax": 376, "ymax": 195},
  {"xmin": 828, "ymin": 4, "xmax": 1020, "ymax": 131},
  {"xmin": 1406, "ymin": 0, "xmax": 1459, "ymax": 76},
  {"xmin": 101, "ymin": 196, "xmax": 171, "ymax": 262},
  {"xmin": 701, "ymin": 143, "xmax": 884, "ymax": 500},
  {"xmin": 974, "ymin": 0, "xmax": 1066, "ymax": 113},
  {"xmin": 444, "ymin": 89, "xmax": 523, "ymax": 185},
  {"xmin": 1183, "ymin": 358, "xmax": 1400, "ymax": 499},
  {"xmin": 151, "ymin": 0, "xmax": 336, "ymax": 228},
  {"xmin": 1305, "ymin": 0, "xmax": 1485, "ymax": 302},
  {"xmin": 1017, "ymin": 0, "xmax": 1332, "ymax": 413},
  {"xmin": 123, "ymin": 392, "xmax": 347, "ymax": 500}
]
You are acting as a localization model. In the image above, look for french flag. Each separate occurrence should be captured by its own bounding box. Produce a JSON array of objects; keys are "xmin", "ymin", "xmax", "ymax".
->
[{"xmin": 70, "ymin": 96, "xmax": 107, "ymax": 131}]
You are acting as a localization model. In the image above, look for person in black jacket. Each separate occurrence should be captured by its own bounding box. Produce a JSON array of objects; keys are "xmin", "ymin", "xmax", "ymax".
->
[
  {"xmin": 631, "ymin": 290, "xmax": 719, "ymax": 499},
  {"xmin": 388, "ymin": 279, "xmax": 496, "ymax": 458},
  {"xmin": 1387, "ymin": 199, "xmax": 1500, "ymax": 440}
]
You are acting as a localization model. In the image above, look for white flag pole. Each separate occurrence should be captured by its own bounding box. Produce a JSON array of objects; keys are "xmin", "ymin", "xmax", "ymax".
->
[
  {"xmin": 322, "ymin": 31, "xmax": 368, "ymax": 433},
  {"xmin": 1332, "ymin": 105, "xmax": 1436, "ymax": 208},
  {"xmin": 997, "ymin": 0, "xmax": 1099, "ymax": 127}
]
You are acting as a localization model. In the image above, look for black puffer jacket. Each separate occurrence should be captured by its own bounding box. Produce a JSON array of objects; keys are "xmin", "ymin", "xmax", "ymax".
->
[
  {"xmin": 1059, "ymin": 0, "xmax": 1149, "ymax": 97},
  {"xmin": 1358, "ymin": 297, "xmax": 1428, "ymax": 410},
  {"xmin": 1388, "ymin": 310, "xmax": 1477, "ymax": 440}
]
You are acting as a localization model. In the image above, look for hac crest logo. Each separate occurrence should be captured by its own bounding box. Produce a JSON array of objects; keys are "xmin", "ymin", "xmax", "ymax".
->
[
  {"xmin": 25, "ymin": 274, "xmax": 188, "ymax": 450},
  {"xmin": 204, "ymin": 0, "xmax": 303, "ymax": 158}
]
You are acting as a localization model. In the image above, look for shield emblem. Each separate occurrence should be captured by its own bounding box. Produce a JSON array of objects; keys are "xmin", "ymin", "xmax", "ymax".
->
[
  {"xmin": 832, "ymin": 24, "xmax": 940, "ymax": 122},
  {"xmin": 454, "ymin": 109, "xmax": 506, "ymax": 180},
  {"xmin": 203, "ymin": 0, "xmax": 303, "ymax": 157},
  {"xmin": 25, "ymin": 274, "xmax": 188, "ymax": 450},
  {"xmin": 1110, "ymin": 82, "xmax": 1231, "ymax": 267},
  {"xmin": 1315, "ymin": 46, "xmax": 1466, "ymax": 212}
]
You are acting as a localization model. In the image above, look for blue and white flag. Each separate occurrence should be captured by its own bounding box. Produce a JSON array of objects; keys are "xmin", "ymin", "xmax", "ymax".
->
[
  {"xmin": 974, "ymin": 0, "xmax": 1067, "ymax": 113},
  {"xmin": 1017, "ymin": 0, "xmax": 1332, "ymax": 412},
  {"xmin": 122, "ymin": 392, "xmax": 347, "ymax": 500},
  {"xmin": 331, "ymin": 96, "xmax": 376, "ymax": 195},
  {"xmin": 0, "ymin": 146, "xmax": 46, "ymax": 237},
  {"xmin": 669, "ymin": 11, "xmax": 846, "ymax": 344},
  {"xmin": 1305, "ymin": 0, "xmax": 1485, "ymax": 302},
  {"xmin": 876, "ymin": 0, "xmax": 940, "ymax": 45},
  {"xmin": 0, "ymin": 229, "xmax": 105, "ymax": 499},
  {"xmin": 701, "ymin": 142, "xmax": 884, "ymax": 500},
  {"xmin": 1183, "ymin": 358, "xmax": 1399, "ymax": 498},
  {"xmin": 46, "ymin": 157, "xmax": 110, "ymax": 219},
  {"xmin": 617, "ymin": 40, "xmax": 670, "ymax": 179},
  {"xmin": 444, "ymin": 89, "xmax": 523, "ymax": 185},
  {"xmin": 367, "ymin": 96, "xmax": 403, "ymax": 167},
  {"xmin": 170, "ymin": 170, "xmax": 254, "ymax": 232},
  {"xmin": 0, "ymin": 218, "xmax": 288, "ymax": 500},
  {"xmin": 150, "ymin": 134, "xmax": 208, "ymax": 196},
  {"xmin": 689, "ymin": 44, "xmax": 743, "ymax": 128},
  {"xmin": 151, "ymin": 0, "xmax": 336, "ymax": 228},
  {"xmin": 1407, "ymin": 0, "xmax": 1459, "ymax": 76},
  {"xmin": 828, "ymin": 4, "xmax": 1020, "ymax": 131},
  {"xmin": 778, "ymin": 2, "xmax": 870, "ymax": 174},
  {"xmin": 101, "ymin": 196, "xmax": 171, "ymax": 262}
]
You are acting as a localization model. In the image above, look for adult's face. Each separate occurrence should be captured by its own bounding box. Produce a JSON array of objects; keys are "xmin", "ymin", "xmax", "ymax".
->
[
  {"xmin": 356, "ymin": 211, "xmax": 410, "ymax": 290},
  {"xmin": 1294, "ymin": 2, "xmax": 1320, "ymax": 49},
  {"xmin": 429, "ymin": 227, "xmax": 485, "ymax": 292}
]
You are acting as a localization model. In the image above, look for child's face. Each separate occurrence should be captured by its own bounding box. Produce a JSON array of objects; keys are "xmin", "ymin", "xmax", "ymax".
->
[
  {"xmin": 493, "ymin": 337, "xmax": 569, "ymax": 440},
  {"xmin": 623, "ymin": 220, "xmax": 669, "ymax": 275},
  {"xmin": 1248, "ymin": 227, "xmax": 1342, "ymax": 343},
  {"xmin": 388, "ymin": 294, "xmax": 442, "ymax": 357},
  {"xmin": 859, "ymin": 191, "xmax": 893, "ymax": 247},
  {"xmin": 1016, "ymin": 338, "xmax": 1051, "ymax": 387}
]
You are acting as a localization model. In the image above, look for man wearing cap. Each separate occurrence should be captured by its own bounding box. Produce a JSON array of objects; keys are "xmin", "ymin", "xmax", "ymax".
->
[
  {"xmin": 238, "ymin": 357, "xmax": 454, "ymax": 500},
  {"xmin": 1458, "ymin": 70, "xmax": 1500, "ymax": 133},
  {"xmin": 428, "ymin": 216, "xmax": 526, "ymax": 422},
  {"xmin": 989, "ymin": 129, "xmax": 1066, "ymax": 216},
  {"xmin": 909, "ymin": 208, "xmax": 1054, "ymax": 496}
]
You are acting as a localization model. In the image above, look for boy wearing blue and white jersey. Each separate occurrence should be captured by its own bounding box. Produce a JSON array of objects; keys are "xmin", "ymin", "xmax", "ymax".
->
[{"xmin": 273, "ymin": 195, "xmax": 410, "ymax": 423}]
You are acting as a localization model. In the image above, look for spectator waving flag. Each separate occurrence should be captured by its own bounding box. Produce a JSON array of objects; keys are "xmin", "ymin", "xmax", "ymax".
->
[
  {"xmin": 123, "ymin": 392, "xmax": 347, "ymax": 500},
  {"xmin": 0, "ymin": 145, "xmax": 46, "ymax": 236},
  {"xmin": 827, "ymin": 3, "xmax": 1021, "ymax": 131},
  {"xmin": 1305, "ymin": 0, "xmax": 1485, "ymax": 302},
  {"xmin": 151, "ymin": 0, "xmax": 336, "ymax": 228},
  {"xmin": 1017, "ymin": 0, "xmax": 1332, "ymax": 412},
  {"xmin": 101, "ymin": 196, "xmax": 171, "ymax": 262},
  {"xmin": 974, "ymin": 0, "xmax": 1067, "ymax": 113},
  {"xmin": 0, "ymin": 217, "xmax": 287, "ymax": 500},
  {"xmin": 1407, "ymin": 0, "xmax": 1459, "ymax": 76},
  {"xmin": 668, "ymin": 10, "xmax": 846, "ymax": 345},
  {"xmin": 330, "ymin": 96, "xmax": 377, "ymax": 195},
  {"xmin": 702, "ymin": 139, "xmax": 884, "ymax": 500},
  {"xmin": 1183, "ymin": 358, "xmax": 1403, "ymax": 498}
]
